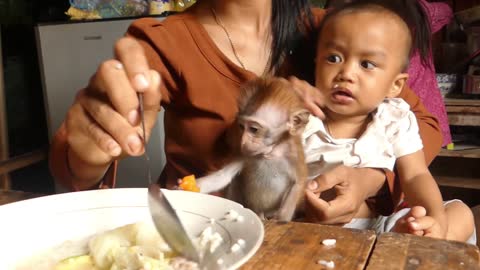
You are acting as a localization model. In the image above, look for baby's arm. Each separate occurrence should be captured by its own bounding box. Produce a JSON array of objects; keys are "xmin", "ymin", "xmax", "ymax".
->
[{"xmin": 395, "ymin": 150, "xmax": 448, "ymax": 238}]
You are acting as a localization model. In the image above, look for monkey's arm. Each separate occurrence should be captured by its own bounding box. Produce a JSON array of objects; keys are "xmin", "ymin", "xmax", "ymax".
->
[
  {"xmin": 276, "ymin": 180, "xmax": 303, "ymax": 222},
  {"xmin": 196, "ymin": 160, "xmax": 244, "ymax": 194}
]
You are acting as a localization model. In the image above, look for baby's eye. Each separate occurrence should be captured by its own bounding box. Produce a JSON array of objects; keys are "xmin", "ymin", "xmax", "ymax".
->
[
  {"xmin": 361, "ymin": 60, "xmax": 376, "ymax": 69},
  {"xmin": 326, "ymin": 54, "xmax": 342, "ymax": 63}
]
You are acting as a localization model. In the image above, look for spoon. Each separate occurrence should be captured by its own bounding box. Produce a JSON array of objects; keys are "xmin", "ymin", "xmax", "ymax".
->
[{"xmin": 138, "ymin": 93, "xmax": 201, "ymax": 263}]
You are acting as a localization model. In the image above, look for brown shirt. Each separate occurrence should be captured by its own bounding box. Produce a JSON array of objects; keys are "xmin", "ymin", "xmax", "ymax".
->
[{"xmin": 49, "ymin": 8, "xmax": 442, "ymax": 215}]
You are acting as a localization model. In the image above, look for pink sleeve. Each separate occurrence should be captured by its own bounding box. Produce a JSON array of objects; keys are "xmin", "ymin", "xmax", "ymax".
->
[{"xmin": 419, "ymin": 0, "xmax": 453, "ymax": 33}]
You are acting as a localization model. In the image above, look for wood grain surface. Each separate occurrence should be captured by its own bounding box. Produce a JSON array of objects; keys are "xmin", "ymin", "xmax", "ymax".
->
[
  {"xmin": 367, "ymin": 233, "xmax": 480, "ymax": 270},
  {"xmin": 241, "ymin": 220, "xmax": 376, "ymax": 270}
]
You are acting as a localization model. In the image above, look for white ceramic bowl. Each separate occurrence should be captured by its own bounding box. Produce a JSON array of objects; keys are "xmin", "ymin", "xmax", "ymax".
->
[{"xmin": 0, "ymin": 188, "xmax": 264, "ymax": 270}]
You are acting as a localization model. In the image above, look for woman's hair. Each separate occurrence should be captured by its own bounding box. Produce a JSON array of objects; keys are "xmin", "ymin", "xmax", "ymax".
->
[
  {"xmin": 320, "ymin": 0, "xmax": 432, "ymax": 65},
  {"xmin": 399, "ymin": 0, "xmax": 432, "ymax": 65},
  {"xmin": 271, "ymin": 0, "xmax": 313, "ymax": 72}
]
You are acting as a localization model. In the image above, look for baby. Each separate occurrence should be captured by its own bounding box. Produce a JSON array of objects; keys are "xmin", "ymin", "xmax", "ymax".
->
[{"xmin": 303, "ymin": 0, "xmax": 475, "ymax": 243}]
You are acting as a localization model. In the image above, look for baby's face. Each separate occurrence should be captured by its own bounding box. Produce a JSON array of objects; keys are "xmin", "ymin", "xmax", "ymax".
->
[{"xmin": 315, "ymin": 10, "xmax": 409, "ymax": 118}]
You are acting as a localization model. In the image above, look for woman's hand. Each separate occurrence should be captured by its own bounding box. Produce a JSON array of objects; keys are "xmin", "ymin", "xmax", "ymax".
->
[
  {"xmin": 288, "ymin": 76, "xmax": 325, "ymax": 119},
  {"xmin": 65, "ymin": 37, "xmax": 162, "ymax": 184},
  {"xmin": 304, "ymin": 165, "xmax": 386, "ymax": 224}
]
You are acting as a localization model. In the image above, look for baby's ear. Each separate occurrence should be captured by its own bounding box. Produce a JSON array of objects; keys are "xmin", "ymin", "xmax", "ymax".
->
[{"xmin": 388, "ymin": 73, "xmax": 409, "ymax": 98}]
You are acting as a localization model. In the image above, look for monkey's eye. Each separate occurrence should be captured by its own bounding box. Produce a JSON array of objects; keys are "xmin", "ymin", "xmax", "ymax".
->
[
  {"xmin": 248, "ymin": 126, "xmax": 259, "ymax": 134},
  {"xmin": 326, "ymin": 54, "xmax": 342, "ymax": 63},
  {"xmin": 238, "ymin": 123, "xmax": 245, "ymax": 130}
]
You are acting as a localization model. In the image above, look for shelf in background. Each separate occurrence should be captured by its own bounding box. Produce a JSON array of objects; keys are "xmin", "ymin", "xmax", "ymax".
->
[
  {"xmin": 435, "ymin": 175, "xmax": 480, "ymax": 190},
  {"xmin": 444, "ymin": 98, "xmax": 480, "ymax": 126},
  {"xmin": 444, "ymin": 98, "xmax": 480, "ymax": 107},
  {"xmin": 439, "ymin": 147, "xmax": 480, "ymax": 158}
]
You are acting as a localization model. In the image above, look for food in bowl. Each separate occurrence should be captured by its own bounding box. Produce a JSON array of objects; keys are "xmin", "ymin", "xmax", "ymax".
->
[
  {"xmin": 0, "ymin": 189, "xmax": 264, "ymax": 270},
  {"xmin": 18, "ymin": 218, "xmax": 235, "ymax": 270},
  {"xmin": 19, "ymin": 221, "xmax": 201, "ymax": 270}
]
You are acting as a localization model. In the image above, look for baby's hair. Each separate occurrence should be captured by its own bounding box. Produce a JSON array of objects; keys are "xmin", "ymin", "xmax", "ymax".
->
[{"xmin": 319, "ymin": 0, "xmax": 432, "ymax": 67}]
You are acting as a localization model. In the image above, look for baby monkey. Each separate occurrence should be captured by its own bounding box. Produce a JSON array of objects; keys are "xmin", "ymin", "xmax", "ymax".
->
[{"xmin": 194, "ymin": 77, "xmax": 310, "ymax": 221}]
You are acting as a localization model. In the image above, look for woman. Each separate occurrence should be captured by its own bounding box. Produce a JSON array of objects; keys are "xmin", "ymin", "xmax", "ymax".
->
[{"xmin": 49, "ymin": 0, "xmax": 442, "ymax": 224}]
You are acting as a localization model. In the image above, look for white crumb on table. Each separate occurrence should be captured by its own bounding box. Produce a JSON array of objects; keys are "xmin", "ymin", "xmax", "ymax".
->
[
  {"xmin": 317, "ymin": 260, "xmax": 335, "ymax": 268},
  {"xmin": 321, "ymin": 239, "xmax": 336, "ymax": 246}
]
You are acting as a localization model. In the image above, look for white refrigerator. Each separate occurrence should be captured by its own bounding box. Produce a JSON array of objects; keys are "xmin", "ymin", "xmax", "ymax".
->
[{"xmin": 35, "ymin": 17, "xmax": 166, "ymax": 192}]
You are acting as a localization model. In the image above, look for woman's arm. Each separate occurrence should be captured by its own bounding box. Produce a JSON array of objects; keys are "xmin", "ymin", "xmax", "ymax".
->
[
  {"xmin": 305, "ymin": 165, "xmax": 386, "ymax": 224},
  {"xmin": 49, "ymin": 123, "xmax": 117, "ymax": 190}
]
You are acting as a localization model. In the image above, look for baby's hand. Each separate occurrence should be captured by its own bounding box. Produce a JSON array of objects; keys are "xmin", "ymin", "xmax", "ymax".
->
[
  {"xmin": 177, "ymin": 174, "xmax": 200, "ymax": 192},
  {"xmin": 393, "ymin": 206, "xmax": 446, "ymax": 239},
  {"xmin": 409, "ymin": 215, "xmax": 446, "ymax": 239}
]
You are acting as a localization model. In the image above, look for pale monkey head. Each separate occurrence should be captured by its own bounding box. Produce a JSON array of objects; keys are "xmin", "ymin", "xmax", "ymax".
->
[{"xmin": 236, "ymin": 77, "xmax": 310, "ymax": 156}]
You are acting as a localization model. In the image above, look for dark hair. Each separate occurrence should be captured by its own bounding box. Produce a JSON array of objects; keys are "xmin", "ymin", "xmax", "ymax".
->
[
  {"xmin": 399, "ymin": 0, "xmax": 431, "ymax": 65},
  {"xmin": 320, "ymin": 0, "xmax": 432, "ymax": 65},
  {"xmin": 270, "ymin": 0, "xmax": 313, "ymax": 72}
]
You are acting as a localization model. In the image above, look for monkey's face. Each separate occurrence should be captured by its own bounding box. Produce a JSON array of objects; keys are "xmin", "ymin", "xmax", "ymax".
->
[
  {"xmin": 237, "ymin": 109, "xmax": 289, "ymax": 156},
  {"xmin": 315, "ymin": 10, "xmax": 409, "ymax": 118}
]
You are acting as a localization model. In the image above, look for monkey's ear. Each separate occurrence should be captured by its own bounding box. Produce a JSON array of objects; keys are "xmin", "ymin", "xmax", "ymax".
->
[{"xmin": 289, "ymin": 109, "xmax": 311, "ymax": 135}]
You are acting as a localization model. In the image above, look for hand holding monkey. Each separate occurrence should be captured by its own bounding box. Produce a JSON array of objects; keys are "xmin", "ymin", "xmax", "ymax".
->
[
  {"xmin": 288, "ymin": 76, "xmax": 326, "ymax": 119},
  {"xmin": 304, "ymin": 165, "xmax": 386, "ymax": 224}
]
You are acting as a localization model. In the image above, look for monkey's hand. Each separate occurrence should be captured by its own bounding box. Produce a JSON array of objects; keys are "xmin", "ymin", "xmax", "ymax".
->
[{"xmin": 177, "ymin": 175, "xmax": 200, "ymax": 192}]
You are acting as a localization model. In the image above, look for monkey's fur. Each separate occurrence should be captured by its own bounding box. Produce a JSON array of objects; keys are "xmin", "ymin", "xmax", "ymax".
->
[{"xmin": 196, "ymin": 77, "xmax": 310, "ymax": 221}]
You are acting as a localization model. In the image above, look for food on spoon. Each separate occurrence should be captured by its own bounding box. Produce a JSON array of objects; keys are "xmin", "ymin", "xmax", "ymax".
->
[{"xmin": 178, "ymin": 175, "xmax": 200, "ymax": 192}]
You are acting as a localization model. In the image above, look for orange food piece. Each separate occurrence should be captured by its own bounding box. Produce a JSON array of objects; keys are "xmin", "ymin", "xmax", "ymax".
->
[{"xmin": 179, "ymin": 174, "xmax": 200, "ymax": 192}]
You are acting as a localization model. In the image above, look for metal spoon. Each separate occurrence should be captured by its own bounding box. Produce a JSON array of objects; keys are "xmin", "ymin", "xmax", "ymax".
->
[{"xmin": 138, "ymin": 93, "xmax": 201, "ymax": 263}]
